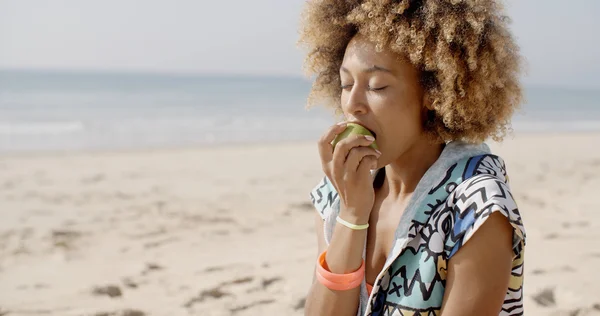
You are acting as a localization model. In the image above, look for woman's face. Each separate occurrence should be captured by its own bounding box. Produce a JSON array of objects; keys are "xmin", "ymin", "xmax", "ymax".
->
[{"xmin": 339, "ymin": 34, "xmax": 428, "ymax": 167}]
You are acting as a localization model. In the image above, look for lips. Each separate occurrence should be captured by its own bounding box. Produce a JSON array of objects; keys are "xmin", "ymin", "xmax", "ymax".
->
[{"xmin": 369, "ymin": 129, "xmax": 377, "ymax": 139}]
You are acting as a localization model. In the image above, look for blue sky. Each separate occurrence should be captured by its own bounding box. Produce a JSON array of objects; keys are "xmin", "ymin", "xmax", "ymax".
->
[{"xmin": 0, "ymin": 0, "xmax": 599, "ymax": 88}]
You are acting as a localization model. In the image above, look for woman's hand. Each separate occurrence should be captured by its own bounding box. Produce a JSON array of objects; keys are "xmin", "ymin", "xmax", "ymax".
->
[{"xmin": 318, "ymin": 122, "xmax": 381, "ymax": 222}]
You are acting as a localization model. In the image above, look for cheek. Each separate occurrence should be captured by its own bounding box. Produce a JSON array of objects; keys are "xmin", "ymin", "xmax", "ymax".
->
[
  {"xmin": 375, "ymin": 97, "xmax": 424, "ymax": 137},
  {"xmin": 340, "ymin": 91, "xmax": 352, "ymax": 115}
]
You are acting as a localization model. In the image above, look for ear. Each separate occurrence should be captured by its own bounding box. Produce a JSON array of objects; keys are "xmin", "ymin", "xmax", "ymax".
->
[
  {"xmin": 420, "ymin": 91, "xmax": 433, "ymax": 117},
  {"xmin": 422, "ymin": 91, "xmax": 434, "ymax": 111},
  {"xmin": 421, "ymin": 91, "xmax": 436, "ymax": 127}
]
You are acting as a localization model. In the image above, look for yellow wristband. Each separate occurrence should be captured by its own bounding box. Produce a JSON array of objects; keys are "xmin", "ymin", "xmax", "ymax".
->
[{"xmin": 336, "ymin": 215, "xmax": 369, "ymax": 230}]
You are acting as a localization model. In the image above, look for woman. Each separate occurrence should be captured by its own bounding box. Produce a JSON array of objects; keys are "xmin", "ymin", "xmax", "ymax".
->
[{"xmin": 299, "ymin": 1, "xmax": 526, "ymax": 315}]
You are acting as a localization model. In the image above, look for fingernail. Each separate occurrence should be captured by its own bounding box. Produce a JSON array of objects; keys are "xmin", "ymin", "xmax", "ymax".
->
[
  {"xmin": 337, "ymin": 121, "xmax": 347, "ymax": 126},
  {"xmin": 375, "ymin": 149, "xmax": 382, "ymax": 156},
  {"xmin": 364, "ymin": 135, "xmax": 375, "ymax": 141}
]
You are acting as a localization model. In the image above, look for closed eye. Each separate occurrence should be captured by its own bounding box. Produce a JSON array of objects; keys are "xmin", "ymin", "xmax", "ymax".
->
[
  {"xmin": 369, "ymin": 86, "xmax": 388, "ymax": 91},
  {"xmin": 341, "ymin": 84, "xmax": 353, "ymax": 90}
]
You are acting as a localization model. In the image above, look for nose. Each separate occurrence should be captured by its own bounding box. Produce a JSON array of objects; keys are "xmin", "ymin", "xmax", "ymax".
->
[{"xmin": 341, "ymin": 85, "xmax": 369, "ymax": 116}]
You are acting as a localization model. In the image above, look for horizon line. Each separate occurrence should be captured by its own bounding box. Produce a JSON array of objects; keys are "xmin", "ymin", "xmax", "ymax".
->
[{"xmin": 1, "ymin": 67, "xmax": 598, "ymax": 91}]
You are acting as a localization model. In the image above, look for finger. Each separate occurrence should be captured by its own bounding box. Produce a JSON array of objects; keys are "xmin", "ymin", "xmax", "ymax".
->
[
  {"xmin": 333, "ymin": 133, "xmax": 376, "ymax": 163},
  {"xmin": 318, "ymin": 122, "xmax": 348, "ymax": 163},
  {"xmin": 356, "ymin": 155, "xmax": 378, "ymax": 177},
  {"xmin": 332, "ymin": 135, "xmax": 377, "ymax": 182},
  {"xmin": 345, "ymin": 147, "xmax": 381, "ymax": 172}
]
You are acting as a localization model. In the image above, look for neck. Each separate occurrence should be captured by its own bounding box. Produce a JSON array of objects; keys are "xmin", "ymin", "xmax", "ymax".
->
[{"xmin": 383, "ymin": 136, "xmax": 445, "ymax": 199}]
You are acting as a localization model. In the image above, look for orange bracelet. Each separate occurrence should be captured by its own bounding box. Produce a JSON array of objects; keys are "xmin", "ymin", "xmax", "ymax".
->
[
  {"xmin": 315, "ymin": 250, "xmax": 365, "ymax": 291},
  {"xmin": 316, "ymin": 269, "xmax": 363, "ymax": 291}
]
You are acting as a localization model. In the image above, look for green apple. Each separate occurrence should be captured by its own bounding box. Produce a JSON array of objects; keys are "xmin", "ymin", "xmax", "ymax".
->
[{"xmin": 332, "ymin": 122, "xmax": 378, "ymax": 150}]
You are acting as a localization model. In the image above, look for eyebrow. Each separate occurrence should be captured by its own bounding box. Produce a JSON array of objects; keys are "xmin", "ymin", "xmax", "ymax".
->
[{"xmin": 340, "ymin": 65, "xmax": 394, "ymax": 74}]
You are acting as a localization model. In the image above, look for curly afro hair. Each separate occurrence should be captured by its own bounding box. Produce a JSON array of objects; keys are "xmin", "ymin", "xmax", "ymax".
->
[{"xmin": 298, "ymin": 0, "xmax": 524, "ymax": 143}]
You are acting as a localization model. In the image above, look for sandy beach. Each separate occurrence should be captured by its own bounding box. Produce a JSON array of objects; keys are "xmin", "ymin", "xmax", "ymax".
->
[{"xmin": 1, "ymin": 132, "xmax": 600, "ymax": 316}]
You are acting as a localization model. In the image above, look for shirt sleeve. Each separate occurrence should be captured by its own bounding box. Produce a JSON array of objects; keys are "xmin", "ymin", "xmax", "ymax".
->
[
  {"xmin": 309, "ymin": 176, "xmax": 339, "ymax": 220},
  {"xmin": 444, "ymin": 173, "xmax": 526, "ymax": 259}
]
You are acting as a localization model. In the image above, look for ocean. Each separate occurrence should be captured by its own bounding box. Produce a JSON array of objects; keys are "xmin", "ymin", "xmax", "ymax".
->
[{"xmin": 0, "ymin": 70, "xmax": 599, "ymax": 153}]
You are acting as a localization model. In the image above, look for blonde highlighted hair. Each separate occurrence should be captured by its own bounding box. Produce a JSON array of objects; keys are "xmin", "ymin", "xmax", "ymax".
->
[{"xmin": 298, "ymin": 0, "xmax": 524, "ymax": 143}]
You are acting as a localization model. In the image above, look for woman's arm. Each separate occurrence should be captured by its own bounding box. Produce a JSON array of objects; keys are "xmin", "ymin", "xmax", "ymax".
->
[
  {"xmin": 304, "ymin": 210, "xmax": 368, "ymax": 316},
  {"xmin": 440, "ymin": 212, "xmax": 515, "ymax": 315}
]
